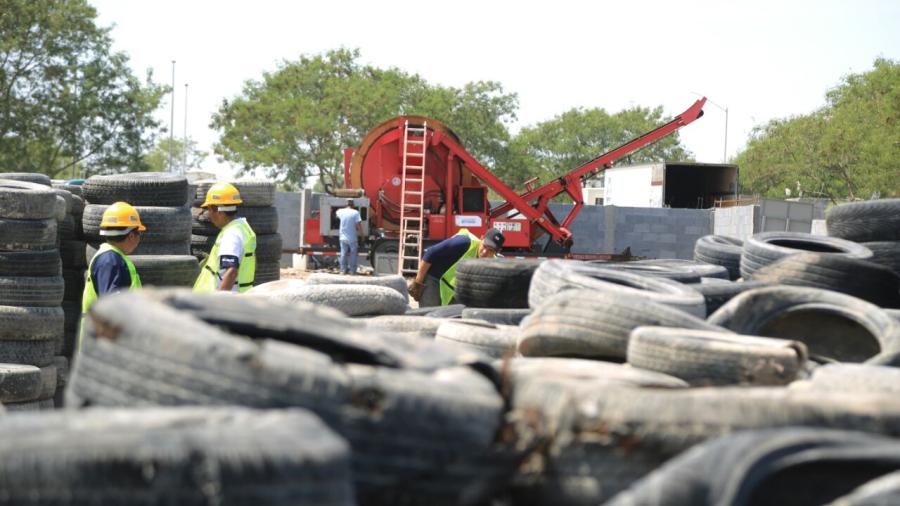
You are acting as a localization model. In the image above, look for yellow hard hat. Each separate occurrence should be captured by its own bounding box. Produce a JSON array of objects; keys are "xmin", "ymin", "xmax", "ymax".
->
[
  {"xmin": 99, "ymin": 201, "xmax": 146, "ymax": 236},
  {"xmin": 201, "ymin": 182, "xmax": 242, "ymax": 209}
]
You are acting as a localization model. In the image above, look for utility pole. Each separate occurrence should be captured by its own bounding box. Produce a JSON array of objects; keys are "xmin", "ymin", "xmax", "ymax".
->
[
  {"xmin": 169, "ymin": 60, "xmax": 176, "ymax": 173},
  {"xmin": 183, "ymin": 83, "xmax": 189, "ymax": 174}
]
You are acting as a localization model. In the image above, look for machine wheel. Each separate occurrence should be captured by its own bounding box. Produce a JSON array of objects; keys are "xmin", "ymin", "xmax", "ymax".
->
[{"xmin": 371, "ymin": 239, "xmax": 399, "ymax": 276}]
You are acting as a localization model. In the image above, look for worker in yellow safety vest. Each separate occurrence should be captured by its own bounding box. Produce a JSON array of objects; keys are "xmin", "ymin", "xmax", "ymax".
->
[
  {"xmin": 193, "ymin": 182, "xmax": 257, "ymax": 293},
  {"xmin": 407, "ymin": 228, "xmax": 505, "ymax": 306},
  {"xmin": 81, "ymin": 202, "xmax": 145, "ymax": 343}
]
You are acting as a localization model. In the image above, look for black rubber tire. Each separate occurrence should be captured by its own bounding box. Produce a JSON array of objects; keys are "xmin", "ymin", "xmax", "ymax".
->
[
  {"xmin": 592, "ymin": 259, "xmax": 728, "ymax": 283},
  {"xmin": 57, "ymin": 213, "xmax": 76, "ymax": 240},
  {"xmin": 0, "ymin": 305, "xmax": 64, "ymax": 341},
  {"xmin": 827, "ymin": 199, "xmax": 900, "ymax": 242},
  {"xmin": 435, "ymin": 320, "xmax": 518, "ymax": 358},
  {"xmin": 686, "ymin": 279, "xmax": 770, "ymax": 316},
  {"xmin": 751, "ymin": 252, "xmax": 900, "ymax": 308},
  {"xmin": 0, "ymin": 337, "xmax": 57, "ymax": 367},
  {"xmin": 190, "ymin": 232, "xmax": 215, "ymax": 257},
  {"xmin": 0, "ymin": 172, "xmax": 51, "ymax": 186},
  {"xmin": 740, "ymin": 231, "xmax": 874, "ymax": 280},
  {"xmin": 529, "ymin": 260, "xmax": 706, "ymax": 317},
  {"xmin": 501, "ymin": 358, "xmax": 688, "ymax": 391},
  {"xmin": 233, "ymin": 180, "xmax": 277, "ymax": 206},
  {"xmin": 454, "ymin": 258, "xmax": 542, "ymax": 309},
  {"xmin": 0, "ymin": 364, "xmax": 43, "ymax": 403},
  {"xmin": 797, "ymin": 363, "xmax": 900, "ymax": 395},
  {"xmin": 607, "ymin": 428, "xmax": 900, "ymax": 506},
  {"xmin": 70, "ymin": 291, "xmax": 508, "ymax": 506},
  {"xmin": 0, "ymin": 275, "xmax": 64, "ymax": 307},
  {"xmin": 0, "ymin": 407, "xmax": 355, "ymax": 505},
  {"xmin": 828, "ymin": 470, "xmax": 900, "ymax": 506},
  {"xmin": 53, "ymin": 194, "xmax": 69, "ymax": 221},
  {"xmin": 254, "ymin": 260, "xmax": 281, "ymax": 286},
  {"xmin": 426, "ymin": 303, "xmax": 466, "ymax": 318},
  {"xmin": 0, "ymin": 249, "xmax": 61, "ymax": 277},
  {"xmin": 85, "ymin": 240, "xmax": 191, "ymax": 261},
  {"xmin": 364, "ymin": 315, "xmax": 446, "ymax": 339},
  {"xmin": 192, "ymin": 205, "xmax": 279, "ymax": 235},
  {"xmin": 461, "ymin": 307, "xmax": 532, "ymax": 325},
  {"xmin": 709, "ymin": 285, "xmax": 900, "ymax": 364},
  {"xmin": 518, "ymin": 288, "xmax": 724, "ymax": 360},
  {"xmin": 694, "ymin": 235, "xmax": 744, "ymax": 281},
  {"xmin": 255, "ymin": 232, "xmax": 283, "ymax": 262},
  {"xmin": 862, "ymin": 241, "xmax": 900, "ymax": 278},
  {"xmin": 130, "ymin": 255, "xmax": 200, "ymax": 287},
  {"xmin": 82, "ymin": 172, "xmax": 188, "ymax": 206},
  {"xmin": 62, "ymin": 268, "xmax": 85, "ymax": 302},
  {"xmin": 0, "ymin": 217, "xmax": 57, "ymax": 251},
  {"xmin": 83, "ymin": 204, "xmax": 191, "ymax": 243},
  {"xmin": 0, "ymin": 179, "xmax": 57, "ymax": 220},
  {"xmin": 52, "ymin": 181, "xmax": 83, "ymax": 197},
  {"xmin": 306, "ymin": 272, "xmax": 408, "ymax": 301},
  {"xmin": 60, "ymin": 239, "xmax": 86, "ymax": 268},
  {"xmin": 627, "ymin": 326, "xmax": 808, "ymax": 386},
  {"xmin": 37, "ymin": 362, "xmax": 58, "ymax": 400},
  {"xmin": 70, "ymin": 193, "xmax": 85, "ymax": 214},
  {"xmin": 251, "ymin": 283, "xmax": 405, "ymax": 316}
]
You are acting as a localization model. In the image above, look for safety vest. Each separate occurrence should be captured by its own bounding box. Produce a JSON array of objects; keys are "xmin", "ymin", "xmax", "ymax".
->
[
  {"xmin": 194, "ymin": 218, "xmax": 257, "ymax": 293},
  {"xmin": 80, "ymin": 243, "xmax": 141, "ymax": 349},
  {"xmin": 438, "ymin": 229, "xmax": 481, "ymax": 305}
]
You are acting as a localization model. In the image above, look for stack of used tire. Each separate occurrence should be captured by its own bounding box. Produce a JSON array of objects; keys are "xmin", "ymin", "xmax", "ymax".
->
[
  {"xmin": 51, "ymin": 180, "xmax": 87, "ymax": 367},
  {"xmin": 0, "ymin": 174, "xmax": 65, "ymax": 411},
  {"xmin": 191, "ymin": 180, "xmax": 281, "ymax": 286},
  {"xmin": 82, "ymin": 173, "xmax": 199, "ymax": 288}
]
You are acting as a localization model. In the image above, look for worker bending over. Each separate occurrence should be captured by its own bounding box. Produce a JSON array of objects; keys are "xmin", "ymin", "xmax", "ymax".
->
[
  {"xmin": 194, "ymin": 182, "xmax": 257, "ymax": 293},
  {"xmin": 81, "ymin": 202, "xmax": 145, "ymax": 342},
  {"xmin": 408, "ymin": 228, "xmax": 504, "ymax": 306}
]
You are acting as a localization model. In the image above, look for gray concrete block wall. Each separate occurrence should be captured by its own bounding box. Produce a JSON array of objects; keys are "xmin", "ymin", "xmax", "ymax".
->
[
  {"xmin": 712, "ymin": 205, "xmax": 757, "ymax": 240},
  {"xmin": 275, "ymin": 191, "xmax": 302, "ymax": 268}
]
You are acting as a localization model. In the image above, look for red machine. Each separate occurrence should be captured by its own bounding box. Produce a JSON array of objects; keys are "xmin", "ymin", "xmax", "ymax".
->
[{"xmin": 303, "ymin": 98, "xmax": 706, "ymax": 274}]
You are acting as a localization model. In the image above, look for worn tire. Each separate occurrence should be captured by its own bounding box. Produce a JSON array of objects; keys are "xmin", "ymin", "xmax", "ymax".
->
[
  {"xmin": 192, "ymin": 205, "xmax": 278, "ymax": 235},
  {"xmin": 827, "ymin": 199, "xmax": 900, "ymax": 242},
  {"xmin": 365, "ymin": 315, "xmax": 446, "ymax": 339},
  {"xmin": 794, "ymin": 363, "xmax": 900, "ymax": 395},
  {"xmin": 454, "ymin": 258, "xmax": 542, "ymax": 309},
  {"xmin": 461, "ymin": 307, "xmax": 532, "ymax": 325},
  {"xmin": 60, "ymin": 240, "xmax": 87, "ymax": 268},
  {"xmin": 52, "ymin": 181, "xmax": 83, "ymax": 197},
  {"xmin": 751, "ymin": 252, "xmax": 900, "ymax": 308},
  {"xmin": 0, "ymin": 338, "xmax": 57, "ymax": 367},
  {"xmin": 709, "ymin": 286, "xmax": 900, "ymax": 364},
  {"xmin": 862, "ymin": 241, "xmax": 900, "ymax": 277},
  {"xmin": 85, "ymin": 240, "xmax": 191, "ymax": 261},
  {"xmin": 83, "ymin": 204, "xmax": 191, "ymax": 243},
  {"xmin": 233, "ymin": 180, "xmax": 277, "ymax": 206},
  {"xmin": 0, "ymin": 364, "xmax": 43, "ymax": 403},
  {"xmin": 254, "ymin": 260, "xmax": 281, "ymax": 286},
  {"xmin": 529, "ymin": 260, "xmax": 706, "ymax": 317},
  {"xmin": 0, "ymin": 305, "xmax": 64, "ymax": 341},
  {"xmin": 828, "ymin": 470, "xmax": 900, "ymax": 506},
  {"xmin": 0, "ymin": 180, "xmax": 56, "ymax": 219},
  {"xmin": 595, "ymin": 259, "xmax": 729, "ymax": 283},
  {"xmin": 0, "ymin": 249, "xmax": 61, "ymax": 277},
  {"xmin": 57, "ymin": 213, "xmax": 76, "ymax": 240},
  {"xmin": 255, "ymin": 232, "xmax": 283, "ymax": 262},
  {"xmin": 131, "ymin": 255, "xmax": 199, "ymax": 287},
  {"xmin": 251, "ymin": 283, "xmax": 406, "ymax": 316},
  {"xmin": 0, "ymin": 172, "xmax": 51, "ymax": 186},
  {"xmin": 426, "ymin": 304, "xmax": 466, "ymax": 318},
  {"xmin": 694, "ymin": 235, "xmax": 744, "ymax": 281},
  {"xmin": 435, "ymin": 320, "xmax": 518, "ymax": 358},
  {"xmin": 0, "ymin": 217, "xmax": 57, "ymax": 251},
  {"xmin": 0, "ymin": 275, "xmax": 64, "ymax": 307},
  {"xmin": 519, "ymin": 289, "xmax": 724, "ymax": 360},
  {"xmin": 62, "ymin": 268, "xmax": 85, "ymax": 302},
  {"xmin": 306, "ymin": 272, "xmax": 408, "ymax": 301},
  {"xmin": 0, "ymin": 407, "xmax": 355, "ymax": 505},
  {"xmin": 740, "ymin": 231, "xmax": 873, "ymax": 280},
  {"xmin": 627, "ymin": 326, "xmax": 807, "ymax": 386},
  {"xmin": 687, "ymin": 280, "xmax": 770, "ymax": 316},
  {"xmin": 82, "ymin": 172, "xmax": 188, "ymax": 206}
]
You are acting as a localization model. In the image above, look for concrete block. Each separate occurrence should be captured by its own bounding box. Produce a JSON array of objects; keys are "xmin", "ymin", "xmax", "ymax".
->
[{"xmin": 658, "ymin": 233, "xmax": 677, "ymax": 244}]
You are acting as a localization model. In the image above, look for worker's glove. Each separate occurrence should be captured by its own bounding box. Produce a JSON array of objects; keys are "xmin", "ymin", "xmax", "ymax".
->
[{"xmin": 408, "ymin": 279, "xmax": 425, "ymax": 302}]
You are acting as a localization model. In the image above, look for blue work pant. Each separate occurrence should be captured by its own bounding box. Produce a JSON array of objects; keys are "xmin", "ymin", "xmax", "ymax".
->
[{"xmin": 339, "ymin": 239, "xmax": 358, "ymax": 274}]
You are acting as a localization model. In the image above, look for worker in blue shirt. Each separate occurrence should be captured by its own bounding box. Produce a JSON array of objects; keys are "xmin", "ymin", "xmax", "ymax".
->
[
  {"xmin": 408, "ymin": 228, "xmax": 504, "ymax": 306},
  {"xmin": 335, "ymin": 199, "xmax": 363, "ymax": 275}
]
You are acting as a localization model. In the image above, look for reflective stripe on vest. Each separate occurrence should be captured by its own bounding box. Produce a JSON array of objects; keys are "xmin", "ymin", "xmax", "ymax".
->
[
  {"xmin": 193, "ymin": 218, "xmax": 257, "ymax": 293},
  {"xmin": 438, "ymin": 229, "xmax": 481, "ymax": 306}
]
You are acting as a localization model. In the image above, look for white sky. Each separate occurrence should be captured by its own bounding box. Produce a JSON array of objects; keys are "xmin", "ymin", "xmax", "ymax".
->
[{"xmin": 92, "ymin": 0, "xmax": 899, "ymax": 182}]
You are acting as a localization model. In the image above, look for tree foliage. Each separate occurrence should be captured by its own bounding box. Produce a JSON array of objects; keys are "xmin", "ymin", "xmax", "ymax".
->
[
  {"xmin": 736, "ymin": 58, "xmax": 900, "ymax": 201},
  {"xmin": 142, "ymin": 137, "xmax": 208, "ymax": 173},
  {"xmin": 497, "ymin": 106, "xmax": 693, "ymax": 188},
  {"xmin": 0, "ymin": 0, "xmax": 167, "ymax": 178},
  {"xmin": 211, "ymin": 48, "xmax": 517, "ymax": 189}
]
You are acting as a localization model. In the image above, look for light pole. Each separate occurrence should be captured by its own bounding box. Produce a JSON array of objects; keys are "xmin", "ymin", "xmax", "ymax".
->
[
  {"xmin": 170, "ymin": 60, "xmax": 176, "ymax": 173},
  {"xmin": 183, "ymin": 83, "xmax": 189, "ymax": 174},
  {"xmin": 691, "ymin": 93, "xmax": 728, "ymax": 163}
]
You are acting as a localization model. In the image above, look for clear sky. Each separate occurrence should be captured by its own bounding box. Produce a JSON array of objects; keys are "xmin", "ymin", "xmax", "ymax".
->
[{"xmin": 91, "ymin": 0, "xmax": 899, "ymax": 182}]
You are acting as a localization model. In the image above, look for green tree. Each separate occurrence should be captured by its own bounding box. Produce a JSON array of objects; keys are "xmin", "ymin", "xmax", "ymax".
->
[
  {"xmin": 211, "ymin": 48, "xmax": 517, "ymax": 189},
  {"xmin": 736, "ymin": 58, "xmax": 900, "ymax": 201},
  {"xmin": 0, "ymin": 0, "xmax": 167, "ymax": 179},
  {"xmin": 143, "ymin": 137, "xmax": 208, "ymax": 173},
  {"xmin": 497, "ymin": 106, "xmax": 694, "ymax": 187}
]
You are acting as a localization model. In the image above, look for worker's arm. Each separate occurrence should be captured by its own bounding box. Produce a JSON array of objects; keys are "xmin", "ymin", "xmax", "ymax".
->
[
  {"xmin": 415, "ymin": 260, "xmax": 431, "ymax": 284},
  {"xmin": 356, "ymin": 222, "xmax": 363, "ymax": 239},
  {"xmin": 219, "ymin": 266, "xmax": 238, "ymax": 291}
]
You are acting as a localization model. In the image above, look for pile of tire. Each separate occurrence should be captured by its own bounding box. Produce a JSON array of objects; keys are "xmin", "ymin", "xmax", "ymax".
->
[
  {"xmin": 0, "ymin": 173, "xmax": 66, "ymax": 411},
  {"xmin": 51, "ymin": 179, "xmax": 87, "ymax": 368},
  {"xmin": 190, "ymin": 179, "xmax": 282, "ymax": 286},
  {"xmin": 82, "ymin": 173, "xmax": 199, "ymax": 288}
]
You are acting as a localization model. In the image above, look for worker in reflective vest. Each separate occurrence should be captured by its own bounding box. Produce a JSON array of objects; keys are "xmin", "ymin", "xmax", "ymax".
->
[
  {"xmin": 193, "ymin": 182, "xmax": 257, "ymax": 293},
  {"xmin": 408, "ymin": 228, "xmax": 505, "ymax": 306},
  {"xmin": 81, "ymin": 202, "xmax": 145, "ymax": 344}
]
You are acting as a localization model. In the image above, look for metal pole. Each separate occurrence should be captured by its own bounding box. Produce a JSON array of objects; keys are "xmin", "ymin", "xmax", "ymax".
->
[
  {"xmin": 723, "ymin": 107, "xmax": 729, "ymax": 164},
  {"xmin": 170, "ymin": 60, "xmax": 176, "ymax": 173},
  {"xmin": 183, "ymin": 83, "xmax": 189, "ymax": 174}
]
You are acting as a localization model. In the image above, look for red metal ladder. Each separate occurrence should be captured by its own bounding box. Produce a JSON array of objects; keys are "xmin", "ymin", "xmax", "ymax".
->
[{"xmin": 397, "ymin": 120, "xmax": 427, "ymax": 276}]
